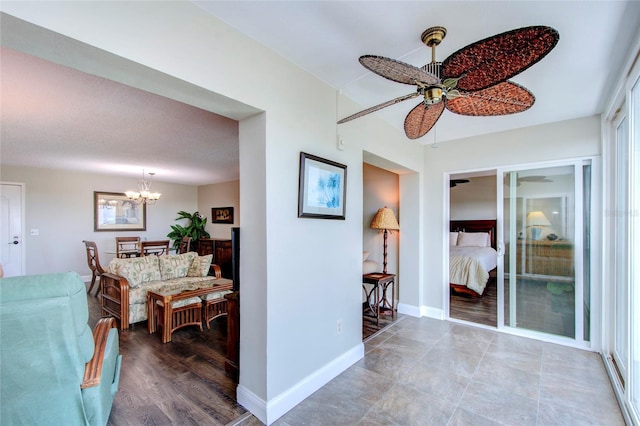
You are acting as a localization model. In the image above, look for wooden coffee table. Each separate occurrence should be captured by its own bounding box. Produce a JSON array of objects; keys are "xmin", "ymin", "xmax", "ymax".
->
[{"xmin": 147, "ymin": 282, "xmax": 233, "ymax": 343}]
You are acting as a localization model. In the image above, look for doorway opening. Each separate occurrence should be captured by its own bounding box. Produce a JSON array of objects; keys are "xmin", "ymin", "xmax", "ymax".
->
[
  {"xmin": 448, "ymin": 170, "xmax": 498, "ymax": 327},
  {"xmin": 363, "ymin": 162, "xmax": 400, "ymax": 340}
]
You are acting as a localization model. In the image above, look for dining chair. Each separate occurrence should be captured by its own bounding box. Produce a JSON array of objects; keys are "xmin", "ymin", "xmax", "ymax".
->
[
  {"xmin": 82, "ymin": 240, "xmax": 105, "ymax": 296},
  {"xmin": 140, "ymin": 240, "xmax": 170, "ymax": 256},
  {"xmin": 115, "ymin": 236, "xmax": 141, "ymax": 258},
  {"xmin": 178, "ymin": 236, "xmax": 192, "ymax": 254}
]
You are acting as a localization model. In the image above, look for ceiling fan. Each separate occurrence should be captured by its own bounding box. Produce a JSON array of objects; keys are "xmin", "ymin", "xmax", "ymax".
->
[
  {"xmin": 338, "ymin": 25, "xmax": 559, "ymax": 140},
  {"xmin": 450, "ymin": 179, "xmax": 470, "ymax": 188}
]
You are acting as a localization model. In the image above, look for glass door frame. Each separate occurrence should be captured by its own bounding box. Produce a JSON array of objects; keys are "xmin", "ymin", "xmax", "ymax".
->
[
  {"xmin": 601, "ymin": 33, "xmax": 640, "ymax": 425},
  {"xmin": 495, "ymin": 157, "xmax": 597, "ymax": 349}
]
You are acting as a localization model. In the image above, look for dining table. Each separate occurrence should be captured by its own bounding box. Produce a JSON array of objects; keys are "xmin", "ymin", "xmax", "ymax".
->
[{"xmin": 105, "ymin": 240, "xmax": 174, "ymax": 257}]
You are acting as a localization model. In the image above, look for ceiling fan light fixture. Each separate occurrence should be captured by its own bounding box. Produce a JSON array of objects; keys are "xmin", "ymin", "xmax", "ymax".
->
[{"xmin": 424, "ymin": 87, "xmax": 443, "ymax": 105}]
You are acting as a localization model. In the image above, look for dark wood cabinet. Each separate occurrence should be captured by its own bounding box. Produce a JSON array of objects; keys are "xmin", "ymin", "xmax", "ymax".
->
[
  {"xmin": 224, "ymin": 291, "xmax": 239, "ymax": 379},
  {"xmin": 194, "ymin": 238, "xmax": 232, "ymax": 279}
]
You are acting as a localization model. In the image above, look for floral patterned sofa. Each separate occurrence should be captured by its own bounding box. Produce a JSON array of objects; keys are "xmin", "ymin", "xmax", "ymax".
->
[{"xmin": 100, "ymin": 252, "xmax": 232, "ymax": 330}]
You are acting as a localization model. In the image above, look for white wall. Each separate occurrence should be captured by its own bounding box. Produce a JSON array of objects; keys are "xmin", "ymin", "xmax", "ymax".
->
[
  {"xmin": 0, "ymin": 165, "xmax": 196, "ymax": 276},
  {"xmin": 198, "ymin": 179, "xmax": 239, "ymax": 239},
  {"xmin": 450, "ymin": 176, "xmax": 497, "ymax": 220}
]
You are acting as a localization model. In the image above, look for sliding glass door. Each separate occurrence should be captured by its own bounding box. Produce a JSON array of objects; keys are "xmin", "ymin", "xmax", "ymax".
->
[
  {"xmin": 625, "ymin": 66, "xmax": 640, "ymax": 423},
  {"xmin": 600, "ymin": 44, "xmax": 640, "ymax": 423},
  {"xmin": 629, "ymin": 63, "xmax": 640, "ymax": 424},
  {"xmin": 499, "ymin": 162, "xmax": 590, "ymax": 342},
  {"xmin": 613, "ymin": 108, "xmax": 629, "ymax": 386}
]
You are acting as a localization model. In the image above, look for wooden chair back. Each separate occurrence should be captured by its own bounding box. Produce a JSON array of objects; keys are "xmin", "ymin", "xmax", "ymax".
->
[
  {"xmin": 82, "ymin": 240, "xmax": 105, "ymax": 296},
  {"xmin": 178, "ymin": 236, "xmax": 192, "ymax": 254},
  {"xmin": 115, "ymin": 236, "xmax": 141, "ymax": 258},
  {"xmin": 140, "ymin": 240, "xmax": 170, "ymax": 256}
]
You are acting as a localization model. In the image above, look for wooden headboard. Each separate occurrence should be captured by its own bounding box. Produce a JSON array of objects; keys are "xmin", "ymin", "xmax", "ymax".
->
[{"xmin": 450, "ymin": 219, "xmax": 497, "ymax": 249}]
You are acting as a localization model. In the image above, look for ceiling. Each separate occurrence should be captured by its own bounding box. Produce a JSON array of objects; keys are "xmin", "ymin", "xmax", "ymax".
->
[{"xmin": 1, "ymin": 2, "xmax": 639, "ymax": 185}]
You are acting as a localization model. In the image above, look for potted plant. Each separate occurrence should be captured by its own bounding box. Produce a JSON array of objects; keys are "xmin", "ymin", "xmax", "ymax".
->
[{"xmin": 167, "ymin": 211, "xmax": 210, "ymax": 250}]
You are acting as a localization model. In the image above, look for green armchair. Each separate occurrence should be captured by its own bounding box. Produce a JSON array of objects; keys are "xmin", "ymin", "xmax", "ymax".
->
[{"xmin": 0, "ymin": 272, "xmax": 122, "ymax": 425}]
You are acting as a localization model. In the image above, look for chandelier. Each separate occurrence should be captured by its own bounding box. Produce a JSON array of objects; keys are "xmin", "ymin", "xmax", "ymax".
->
[{"xmin": 125, "ymin": 169, "xmax": 161, "ymax": 205}]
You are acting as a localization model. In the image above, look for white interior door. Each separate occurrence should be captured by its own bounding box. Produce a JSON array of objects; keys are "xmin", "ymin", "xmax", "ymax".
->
[{"xmin": 0, "ymin": 183, "xmax": 24, "ymax": 277}]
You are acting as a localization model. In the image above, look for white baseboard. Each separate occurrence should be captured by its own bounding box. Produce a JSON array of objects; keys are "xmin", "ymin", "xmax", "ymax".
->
[
  {"xmin": 397, "ymin": 303, "xmax": 444, "ymax": 320},
  {"xmin": 237, "ymin": 343, "xmax": 364, "ymax": 425},
  {"xmin": 421, "ymin": 305, "xmax": 444, "ymax": 320},
  {"xmin": 397, "ymin": 302, "xmax": 420, "ymax": 317}
]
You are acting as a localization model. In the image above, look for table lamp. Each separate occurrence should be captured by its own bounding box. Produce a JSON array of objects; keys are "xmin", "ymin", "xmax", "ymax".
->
[
  {"xmin": 527, "ymin": 210, "xmax": 551, "ymax": 240},
  {"xmin": 370, "ymin": 206, "xmax": 400, "ymax": 274}
]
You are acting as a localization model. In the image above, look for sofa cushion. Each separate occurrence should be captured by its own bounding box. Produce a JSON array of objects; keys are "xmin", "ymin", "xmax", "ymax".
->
[
  {"xmin": 200, "ymin": 289, "xmax": 232, "ymax": 301},
  {"xmin": 159, "ymin": 252, "xmax": 197, "ymax": 280},
  {"xmin": 187, "ymin": 254, "xmax": 213, "ymax": 277},
  {"xmin": 156, "ymin": 296, "xmax": 202, "ymax": 309},
  {"xmin": 108, "ymin": 255, "xmax": 161, "ymax": 288}
]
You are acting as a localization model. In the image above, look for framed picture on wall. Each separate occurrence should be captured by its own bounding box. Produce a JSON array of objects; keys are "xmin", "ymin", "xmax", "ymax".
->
[
  {"xmin": 298, "ymin": 152, "xmax": 347, "ymax": 220},
  {"xmin": 212, "ymin": 207, "xmax": 234, "ymax": 224},
  {"xmin": 94, "ymin": 191, "xmax": 146, "ymax": 231}
]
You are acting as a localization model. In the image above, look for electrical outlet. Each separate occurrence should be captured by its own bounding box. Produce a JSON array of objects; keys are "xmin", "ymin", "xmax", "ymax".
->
[{"xmin": 337, "ymin": 319, "xmax": 342, "ymax": 334}]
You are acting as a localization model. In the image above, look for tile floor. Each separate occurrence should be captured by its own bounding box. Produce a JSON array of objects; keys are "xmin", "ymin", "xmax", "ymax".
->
[{"xmin": 238, "ymin": 316, "xmax": 624, "ymax": 425}]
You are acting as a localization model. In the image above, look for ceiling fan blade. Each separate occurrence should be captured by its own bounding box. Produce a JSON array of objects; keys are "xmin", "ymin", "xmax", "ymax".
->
[
  {"xmin": 359, "ymin": 55, "xmax": 439, "ymax": 85},
  {"xmin": 446, "ymin": 81, "xmax": 534, "ymax": 116},
  {"xmin": 337, "ymin": 92, "xmax": 419, "ymax": 124},
  {"xmin": 404, "ymin": 101, "xmax": 445, "ymax": 139},
  {"xmin": 442, "ymin": 26, "xmax": 559, "ymax": 91},
  {"xmin": 450, "ymin": 179, "xmax": 470, "ymax": 188}
]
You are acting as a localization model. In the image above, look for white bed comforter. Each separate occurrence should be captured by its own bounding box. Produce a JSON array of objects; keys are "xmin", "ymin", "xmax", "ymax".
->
[{"xmin": 449, "ymin": 246, "xmax": 498, "ymax": 295}]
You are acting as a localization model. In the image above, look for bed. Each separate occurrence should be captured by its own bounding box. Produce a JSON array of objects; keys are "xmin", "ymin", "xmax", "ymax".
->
[{"xmin": 449, "ymin": 219, "xmax": 498, "ymax": 297}]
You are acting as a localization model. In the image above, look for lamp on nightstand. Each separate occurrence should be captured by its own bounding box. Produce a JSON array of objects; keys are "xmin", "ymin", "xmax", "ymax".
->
[
  {"xmin": 527, "ymin": 210, "xmax": 551, "ymax": 240},
  {"xmin": 370, "ymin": 207, "xmax": 400, "ymax": 274}
]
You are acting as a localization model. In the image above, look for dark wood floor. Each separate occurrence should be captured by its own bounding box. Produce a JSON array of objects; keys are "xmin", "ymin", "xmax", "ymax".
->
[
  {"xmin": 449, "ymin": 277, "xmax": 497, "ymax": 327},
  {"xmin": 87, "ymin": 293, "xmax": 246, "ymax": 425},
  {"xmin": 362, "ymin": 306, "xmax": 401, "ymax": 340},
  {"xmin": 450, "ymin": 277, "xmax": 577, "ymax": 338},
  {"xmin": 88, "ymin": 291, "xmax": 414, "ymax": 424}
]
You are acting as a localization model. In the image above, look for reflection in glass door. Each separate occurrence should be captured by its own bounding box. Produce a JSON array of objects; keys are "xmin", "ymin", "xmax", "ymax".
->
[{"xmin": 501, "ymin": 163, "xmax": 589, "ymax": 340}]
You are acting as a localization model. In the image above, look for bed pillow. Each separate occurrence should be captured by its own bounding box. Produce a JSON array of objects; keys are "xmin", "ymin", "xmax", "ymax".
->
[
  {"xmin": 449, "ymin": 232, "xmax": 459, "ymax": 246},
  {"xmin": 457, "ymin": 232, "xmax": 489, "ymax": 247}
]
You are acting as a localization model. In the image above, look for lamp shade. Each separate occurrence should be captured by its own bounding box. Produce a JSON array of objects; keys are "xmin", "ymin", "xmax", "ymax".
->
[
  {"xmin": 370, "ymin": 207, "xmax": 400, "ymax": 230},
  {"xmin": 526, "ymin": 210, "xmax": 551, "ymax": 226}
]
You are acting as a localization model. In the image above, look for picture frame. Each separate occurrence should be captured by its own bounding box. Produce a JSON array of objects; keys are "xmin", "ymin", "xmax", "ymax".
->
[
  {"xmin": 298, "ymin": 152, "xmax": 347, "ymax": 220},
  {"xmin": 212, "ymin": 207, "xmax": 234, "ymax": 224},
  {"xmin": 94, "ymin": 191, "xmax": 146, "ymax": 232}
]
